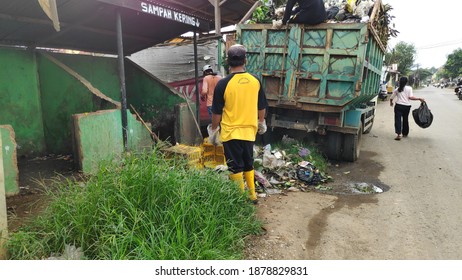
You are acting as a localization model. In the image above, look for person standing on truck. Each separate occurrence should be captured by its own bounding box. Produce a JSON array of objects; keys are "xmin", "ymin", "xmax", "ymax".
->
[
  {"xmin": 389, "ymin": 76, "xmax": 425, "ymax": 141},
  {"xmin": 282, "ymin": 0, "xmax": 327, "ymax": 25},
  {"xmin": 207, "ymin": 44, "xmax": 268, "ymax": 203},
  {"xmin": 201, "ymin": 65, "xmax": 222, "ymax": 121}
]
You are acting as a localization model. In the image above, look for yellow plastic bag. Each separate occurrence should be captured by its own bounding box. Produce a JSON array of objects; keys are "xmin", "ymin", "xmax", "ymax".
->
[{"xmin": 346, "ymin": 0, "xmax": 356, "ymax": 13}]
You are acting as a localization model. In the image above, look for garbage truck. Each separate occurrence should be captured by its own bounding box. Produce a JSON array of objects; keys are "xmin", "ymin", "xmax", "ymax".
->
[{"xmin": 236, "ymin": 1, "xmax": 388, "ymax": 161}]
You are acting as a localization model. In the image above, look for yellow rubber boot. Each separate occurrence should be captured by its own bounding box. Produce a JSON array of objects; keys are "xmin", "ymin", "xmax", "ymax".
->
[
  {"xmin": 244, "ymin": 170, "xmax": 257, "ymax": 201},
  {"xmin": 229, "ymin": 172, "xmax": 245, "ymax": 192}
]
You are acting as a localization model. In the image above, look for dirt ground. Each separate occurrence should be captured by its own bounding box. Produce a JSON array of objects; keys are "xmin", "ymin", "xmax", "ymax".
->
[
  {"xmin": 6, "ymin": 155, "xmax": 81, "ymax": 231},
  {"xmin": 244, "ymin": 151, "xmax": 388, "ymax": 259}
]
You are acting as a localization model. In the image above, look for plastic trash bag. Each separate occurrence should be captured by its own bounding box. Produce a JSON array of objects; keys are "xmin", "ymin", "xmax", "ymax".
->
[
  {"xmin": 326, "ymin": 6, "xmax": 339, "ymax": 19},
  {"xmin": 412, "ymin": 102, "xmax": 433, "ymax": 128}
]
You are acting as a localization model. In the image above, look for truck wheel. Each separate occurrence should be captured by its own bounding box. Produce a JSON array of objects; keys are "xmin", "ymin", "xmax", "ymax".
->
[
  {"xmin": 342, "ymin": 124, "xmax": 363, "ymax": 162},
  {"xmin": 326, "ymin": 132, "xmax": 343, "ymax": 161}
]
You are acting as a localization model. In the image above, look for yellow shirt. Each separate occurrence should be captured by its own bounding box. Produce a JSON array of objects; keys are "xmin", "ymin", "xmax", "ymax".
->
[{"xmin": 212, "ymin": 72, "xmax": 268, "ymax": 142}]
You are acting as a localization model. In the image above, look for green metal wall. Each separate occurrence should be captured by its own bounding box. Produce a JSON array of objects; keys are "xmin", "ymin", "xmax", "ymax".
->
[
  {"xmin": 126, "ymin": 60, "xmax": 185, "ymax": 136},
  {"xmin": 1, "ymin": 48, "xmax": 185, "ymax": 157},
  {"xmin": 37, "ymin": 52, "xmax": 120, "ymax": 155},
  {"xmin": 0, "ymin": 49, "xmax": 46, "ymax": 156}
]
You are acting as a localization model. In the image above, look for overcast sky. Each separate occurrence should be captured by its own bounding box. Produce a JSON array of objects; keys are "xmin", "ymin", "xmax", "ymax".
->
[{"xmin": 383, "ymin": 0, "xmax": 462, "ymax": 69}]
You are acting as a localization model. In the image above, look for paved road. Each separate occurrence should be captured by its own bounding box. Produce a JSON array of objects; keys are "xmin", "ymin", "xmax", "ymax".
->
[
  {"xmin": 247, "ymin": 86, "xmax": 462, "ymax": 260},
  {"xmin": 318, "ymin": 86, "xmax": 462, "ymax": 259}
]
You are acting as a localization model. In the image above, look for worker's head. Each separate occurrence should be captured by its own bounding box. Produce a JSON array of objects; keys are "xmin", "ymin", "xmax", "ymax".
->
[
  {"xmin": 227, "ymin": 44, "xmax": 246, "ymax": 67},
  {"xmin": 203, "ymin": 64, "xmax": 213, "ymax": 75}
]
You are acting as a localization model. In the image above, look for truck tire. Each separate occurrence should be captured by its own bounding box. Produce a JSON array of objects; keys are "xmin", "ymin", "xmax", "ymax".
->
[
  {"xmin": 326, "ymin": 131, "xmax": 343, "ymax": 161},
  {"xmin": 342, "ymin": 124, "xmax": 363, "ymax": 162}
]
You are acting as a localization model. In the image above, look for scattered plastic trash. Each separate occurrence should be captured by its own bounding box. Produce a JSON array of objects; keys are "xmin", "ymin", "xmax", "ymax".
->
[
  {"xmin": 255, "ymin": 170, "xmax": 272, "ymax": 189},
  {"xmin": 348, "ymin": 182, "xmax": 383, "ymax": 194},
  {"xmin": 298, "ymin": 147, "xmax": 311, "ymax": 158},
  {"xmin": 47, "ymin": 244, "xmax": 85, "ymax": 260}
]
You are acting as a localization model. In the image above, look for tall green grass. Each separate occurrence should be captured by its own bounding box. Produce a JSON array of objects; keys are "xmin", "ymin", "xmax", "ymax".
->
[{"xmin": 7, "ymin": 149, "xmax": 261, "ymax": 260}]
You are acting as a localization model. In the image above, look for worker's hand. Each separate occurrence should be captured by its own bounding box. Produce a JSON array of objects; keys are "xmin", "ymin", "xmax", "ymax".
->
[
  {"xmin": 389, "ymin": 100, "xmax": 393, "ymax": 107},
  {"xmin": 207, "ymin": 124, "xmax": 221, "ymax": 146},
  {"xmin": 257, "ymin": 120, "xmax": 267, "ymax": 135}
]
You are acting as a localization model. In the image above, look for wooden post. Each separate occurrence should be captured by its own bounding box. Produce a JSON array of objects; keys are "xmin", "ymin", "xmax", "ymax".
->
[
  {"xmin": 214, "ymin": 0, "xmax": 221, "ymax": 35},
  {"xmin": 0, "ymin": 131, "xmax": 9, "ymax": 259}
]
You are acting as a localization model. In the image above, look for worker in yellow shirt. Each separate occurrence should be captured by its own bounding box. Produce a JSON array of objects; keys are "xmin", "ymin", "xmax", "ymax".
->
[{"xmin": 207, "ymin": 44, "xmax": 268, "ymax": 203}]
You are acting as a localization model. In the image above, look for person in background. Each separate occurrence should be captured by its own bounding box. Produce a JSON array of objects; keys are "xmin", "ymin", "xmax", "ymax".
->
[
  {"xmin": 201, "ymin": 65, "xmax": 222, "ymax": 121},
  {"xmin": 389, "ymin": 76, "xmax": 425, "ymax": 141},
  {"xmin": 207, "ymin": 44, "xmax": 268, "ymax": 203},
  {"xmin": 282, "ymin": 0, "xmax": 327, "ymax": 25}
]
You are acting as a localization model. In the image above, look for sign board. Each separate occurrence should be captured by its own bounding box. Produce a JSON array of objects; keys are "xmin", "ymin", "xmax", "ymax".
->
[{"xmin": 97, "ymin": 0, "xmax": 210, "ymax": 31}]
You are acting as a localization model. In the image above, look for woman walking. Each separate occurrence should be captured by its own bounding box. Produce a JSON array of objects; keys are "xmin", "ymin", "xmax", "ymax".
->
[{"xmin": 389, "ymin": 76, "xmax": 425, "ymax": 140}]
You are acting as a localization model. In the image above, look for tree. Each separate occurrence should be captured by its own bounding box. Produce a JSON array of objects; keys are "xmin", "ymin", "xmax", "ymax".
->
[
  {"xmin": 410, "ymin": 67, "xmax": 433, "ymax": 87},
  {"xmin": 385, "ymin": 42, "xmax": 416, "ymax": 76},
  {"xmin": 443, "ymin": 48, "xmax": 462, "ymax": 79},
  {"xmin": 435, "ymin": 67, "xmax": 450, "ymax": 82}
]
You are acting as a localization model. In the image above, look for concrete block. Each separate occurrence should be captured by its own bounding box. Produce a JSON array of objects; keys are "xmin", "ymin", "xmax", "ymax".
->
[
  {"xmin": 0, "ymin": 125, "xmax": 19, "ymax": 196},
  {"xmin": 174, "ymin": 103, "xmax": 201, "ymax": 146},
  {"xmin": 1, "ymin": 131, "xmax": 10, "ymax": 259}
]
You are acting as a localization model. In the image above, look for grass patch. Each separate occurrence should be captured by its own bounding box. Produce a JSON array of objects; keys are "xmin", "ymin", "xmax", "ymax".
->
[{"xmin": 6, "ymin": 148, "xmax": 261, "ymax": 260}]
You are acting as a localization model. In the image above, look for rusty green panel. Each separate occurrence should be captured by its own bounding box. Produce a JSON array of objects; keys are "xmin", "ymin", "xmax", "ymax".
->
[
  {"xmin": 332, "ymin": 30, "xmax": 360, "ymax": 50},
  {"xmin": 238, "ymin": 23, "xmax": 382, "ymax": 110},
  {"xmin": 74, "ymin": 109, "xmax": 153, "ymax": 173},
  {"xmin": 283, "ymin": 26, "xmax": 302, "ymax": 101},
  {"xmin": 127, "ymin": 112, "xmax": 153, "ymax": 152},
  {"xmin": 39, "ymin": 53, "xmax": 182, "ymax": 155},
  {"xmin": 45, "ymin": 53, "xmax": 121, "ymax": 102},
  {"xmin": 73, "ymin": 110, "xmax": 123, "ymax": 174},
  {"xmin": 241, "ymin": 29, "xmax": 264, "ymax": 49},
  {"xmin": 264, "ymin": 54, "xmax": 283, "ymax": 71},
  {"xmin": 267, "ymin": 29, "xmax": 287, "ymax": 47},
  {"xmin": 246, "ymin": 53, "xmax": 261, "ymax": 75},
  {"xmin": 37, "ymin": 53, "xmax": 110, "ymax": 155},
  {"xmin": 328, "ymin": 56, "xmax": 356, "ymax": 76},
  {"xmin": 303, "ymin": 30, "xmax": 327, "ymax": 48},
  {"xmin": 0, "ymin": 48, "xmax": 46, "ymax": 156},
  {"xmin": 300, "ymin": 55, "xmax": 324, "ymax": 73},
  {"xmin": 327, "ymin": 81, "xmax": 355, "ymax": 99},
  {"xmin": 0, "ymin": 125, "xmax": 19, "ymax": 196},
  {"xmin": 125, "ymin": 60, "xmax": 184, "ymax": 132}
]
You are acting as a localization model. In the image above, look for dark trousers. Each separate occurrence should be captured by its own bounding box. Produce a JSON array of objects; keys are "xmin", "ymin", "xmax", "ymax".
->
[
  {"xmin": 223, "ymin": 140, "xmax": 254, "ymax": 174},
  {"xmin": 394, "ymin": 104, "xmax": 411, "ymax": 136}
]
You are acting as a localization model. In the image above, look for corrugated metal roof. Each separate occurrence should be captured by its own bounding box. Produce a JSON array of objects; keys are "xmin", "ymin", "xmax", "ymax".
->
[{"xmin": 0, "ymin": 0, "xmax": 257, "ymax": 54}]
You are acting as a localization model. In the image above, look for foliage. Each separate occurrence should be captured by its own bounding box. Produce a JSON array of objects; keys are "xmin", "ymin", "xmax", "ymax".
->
[
  {"xmin": 443, "ymin": 48, "xmax": 462, "ymax": 79},
  {"xmin": 409, "ymin": 68, "xmax": 434, "ymax": 87},
  {"xmin": 374, "ymin": 3, "xmax": 399, "ymax": 48},
  {"xmin": 434, "ymin": 67, "xmax": 449, "ymax": 81},
  {"xmin": 6, "ymin": 149, "xmax": 261, "ymax": 260},
  {"xmin": 249, "ymin": 0, "xmax": 274, "ymax": 24},
  {"xmin": 385, "ymin": 42, "xmax": 416, "ymax": 76}
]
